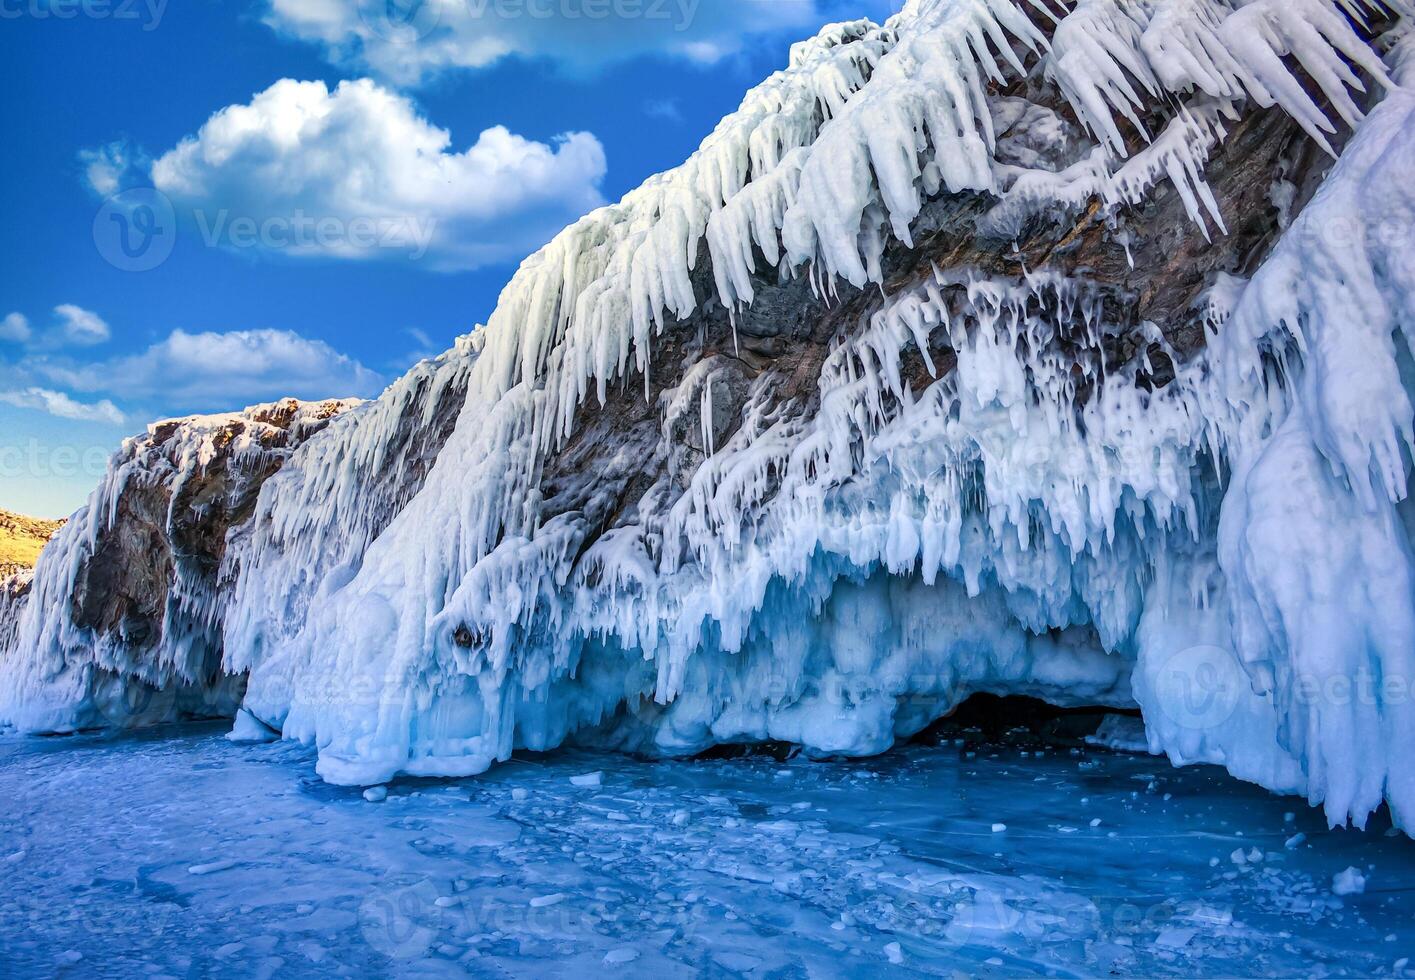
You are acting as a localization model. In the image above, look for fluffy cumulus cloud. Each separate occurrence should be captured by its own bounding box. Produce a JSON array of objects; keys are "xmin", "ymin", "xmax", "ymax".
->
[
  {"xmin": 35, "ymin": 328, "xmax": 385, "ymax": 409},
  {"xmin": 127, "ymin": 78, "xmax": 606, "ymax": 271},
  {"xmin": 261, "ymin": 0, "xmax": 872, "ymax": 86}
]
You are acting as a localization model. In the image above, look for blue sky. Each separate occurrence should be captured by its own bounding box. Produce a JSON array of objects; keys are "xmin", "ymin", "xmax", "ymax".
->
[{"xmin": 0, "ymin": 0, "xmax": 894, "ymax": 517}]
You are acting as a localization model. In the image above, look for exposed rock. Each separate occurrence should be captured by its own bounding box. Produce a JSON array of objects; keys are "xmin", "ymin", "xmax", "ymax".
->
[
  {"xmin": 0, "ymin": 398, "xmax": 358, "ymax": 731},
  {"xmin": 2, "ymin": 0, "xmax": 1412, "ymax": 833},
  {"xmin": 0, "ymin": 572, "xmax": 31, "ymax": 657}
]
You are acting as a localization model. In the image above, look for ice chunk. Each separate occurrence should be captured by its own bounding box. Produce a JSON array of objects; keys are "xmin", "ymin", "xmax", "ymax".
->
[
  {"xmin": 1332, "ymin": 867, "xmax": 1367, "ymax": 896},
  {"xmin": 227, "ymin": 709, "xmax": 278, "ymax": 744},
  {"xmin": 188, "ymin": 859, "xmax": 239, "ymax": 876}
]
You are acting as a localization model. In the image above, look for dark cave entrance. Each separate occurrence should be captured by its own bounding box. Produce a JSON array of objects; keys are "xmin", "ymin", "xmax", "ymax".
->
[
  {"xmin": 912, "ymin": 693, "xmax": 1140, "ymax": 750},
  {"xmin": 688, "ymin": 694, "xmax": 1142, "ymax": 762}
]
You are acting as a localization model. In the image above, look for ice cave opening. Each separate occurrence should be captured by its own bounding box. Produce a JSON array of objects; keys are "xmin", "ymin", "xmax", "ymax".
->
[{"xmin": 912, "ymin": 693, "xmax": 1143, "ymax": 750}]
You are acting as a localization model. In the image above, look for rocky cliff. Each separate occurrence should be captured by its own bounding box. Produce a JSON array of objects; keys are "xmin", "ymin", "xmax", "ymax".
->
[
  {"xmin": 3, "ymin": 0, "xmax": 1414, "ymax": 831},
  {"xmin": 0, "ymin": 398, "xmax": 358, "ymax": 731}
]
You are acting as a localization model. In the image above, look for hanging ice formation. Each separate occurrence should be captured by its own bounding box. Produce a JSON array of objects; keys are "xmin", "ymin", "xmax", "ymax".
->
[
  {"xmin": 4, "ymin": 0, "xmax": 1415, "ymax": 832},
  {"xmin": 0, "ymin": 399, "xmax": 360, "ymax": 731}
]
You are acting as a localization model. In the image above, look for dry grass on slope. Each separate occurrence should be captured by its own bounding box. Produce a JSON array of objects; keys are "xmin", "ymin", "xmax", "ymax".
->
[{"xmin": 0, "ymin": 509, "xmax": 64, "ymax": 577}]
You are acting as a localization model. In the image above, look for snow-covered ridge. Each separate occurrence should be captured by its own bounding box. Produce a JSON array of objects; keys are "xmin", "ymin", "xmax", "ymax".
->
[
  {"xmin": 0, "ymin": 398, "xmax": 358, "ymax": 732},
  {"xmin": 5, "ymin": 0, "xmax": 1415, "ymax": 835}
]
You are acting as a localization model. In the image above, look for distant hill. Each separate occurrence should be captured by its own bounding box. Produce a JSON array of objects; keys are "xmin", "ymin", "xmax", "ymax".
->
[{"xmin": 0, "ymin": 509, "xmax": 64, "ymax": 576}]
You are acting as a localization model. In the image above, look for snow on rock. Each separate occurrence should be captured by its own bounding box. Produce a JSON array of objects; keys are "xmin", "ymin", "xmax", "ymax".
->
[
  {"xmin": 5, "ymin": 0, "xmax": 1415, "ymax": 836},
  {"xmin": 224, "ymin": 338, "xmax": 478, "ymax": 724},
  {"xmin": 0, "ymin": 399, "xmax": 358, "ymax": 733},
  {"xmin": 0, "ymin": 572, "xmax": 32, "ymax": 661}
]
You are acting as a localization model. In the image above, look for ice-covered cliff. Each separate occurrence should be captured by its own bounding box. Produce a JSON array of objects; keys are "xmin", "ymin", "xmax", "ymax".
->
[
  {"xmin": 0, "ymin": 398, "xmax": 358, "ymax": 731},
  {"xmin": 4, "ymin": 0, "xmax": 1415, "ymax": 832}
]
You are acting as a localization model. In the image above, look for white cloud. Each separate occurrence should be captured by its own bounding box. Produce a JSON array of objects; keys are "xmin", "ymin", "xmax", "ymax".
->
[
  {"xmin": 53, "ymin": 305, "xmax": 111, "ymax": 347},
  {"xmin": 78, "ymin": 141, "xmax": 149, "ymax": 198},
  {"xmin": 0, "ymin": 387, "xmax": 125, "ymax": 426},
  {"xmin": 1, "ymin": 306, "xmax": 112, "ymax": 350},
  {"xmin": 131, "ymin": 78, "xmax": 605, "ymax": 271},
  {"xmin": 262, "ymin": 0, "xmax": 836, "ymax": 87},
  {"xmin": 36, "ymin": 327, "xmax": 384, "ymax": 409},
  {"xmin": 0, "ymin": 313, "xmax": 31, "ymax": 344}
]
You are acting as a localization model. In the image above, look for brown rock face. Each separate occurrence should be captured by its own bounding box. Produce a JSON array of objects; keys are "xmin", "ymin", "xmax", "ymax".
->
[
  {"xmin": 0, "ymin": 573, "xmax": 31, "ymax": 655},
  {"xmin": 537, "ymin": 87, "xmax": 1340, "ymax": 567},
  {"xmin": 0, "ymin": 398, "xmax": 363, "ymax": 720},
  {"xmin": 68, "ymin": 400, "xmax": 352, "ymax": 649}
]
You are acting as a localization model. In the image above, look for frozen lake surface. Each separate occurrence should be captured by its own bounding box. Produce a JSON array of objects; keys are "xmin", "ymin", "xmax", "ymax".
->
[{"xmin": 2, "ymin": 724, "xmax": 1412, "ymax": 978}]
